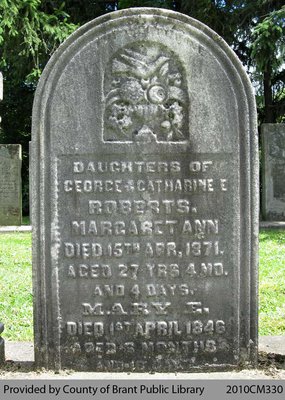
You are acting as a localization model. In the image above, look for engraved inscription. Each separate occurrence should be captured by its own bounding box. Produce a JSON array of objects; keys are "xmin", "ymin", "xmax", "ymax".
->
[
  {"xmin": 103, "ymin": 42, "xmax": 189, "ymax": 142},
  {"xmin": 0, "ymin": 145, "xmax": 21, "ymax": 225},
  {"xmin": 269, "ymin": 131, "xmax": 285, "ymax": 200},
  {"xmin": 66, "ymin": 319, "xmax": 226, "ymax": 337},
  {"xmin": 58, "ymin": 153, "xmax": 236, "ymax": 368}
]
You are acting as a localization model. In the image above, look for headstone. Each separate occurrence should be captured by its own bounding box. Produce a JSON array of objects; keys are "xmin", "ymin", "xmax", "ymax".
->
[
  {"xmin": 0, "ymin": 323, "xmax": 4, "ymax": 364},
  {"xmin": 31, "ymin": 8, "xmax": 259, "ymax": 372},
  {"xmin": 0, "ymin": 72, "xmax": 22, "ymax": 226},
  {"xmin": 261, "ymin": 123, "xmax": 285, "ymax": 221},
  {"xmin": 0, "ymin": 73, "xmax": 4, "ymax": 364},
  {"xmin": 0, "ymin": 144, "xmax": 22, "ymax": 225},
  {"xmin": 0, "ymin": 71, "xmax": 3, "ymax": 123}
]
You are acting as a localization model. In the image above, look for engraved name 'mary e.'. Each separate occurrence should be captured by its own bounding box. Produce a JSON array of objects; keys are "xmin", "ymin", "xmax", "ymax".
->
[{"xmin": 31, "ymin": 8, "xmax": 258, "ymax": 372}]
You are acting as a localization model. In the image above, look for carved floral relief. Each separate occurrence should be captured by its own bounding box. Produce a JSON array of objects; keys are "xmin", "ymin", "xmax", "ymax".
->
[{"xmin": 103, "ymin": 42, "xmax": 189, "ymax": 142}]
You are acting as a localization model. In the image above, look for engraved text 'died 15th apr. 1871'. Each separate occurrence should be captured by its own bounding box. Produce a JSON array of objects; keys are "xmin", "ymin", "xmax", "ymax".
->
[{"xmin": 31, "ymin": 8, "xmax": 259, "ymax": 372}]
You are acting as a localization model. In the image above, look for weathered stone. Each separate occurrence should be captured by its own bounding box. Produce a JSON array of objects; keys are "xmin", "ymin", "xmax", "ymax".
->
[
  {"xmin": 0, "ymin": 73, "xmax": 22, "ymax": 226},
  {"xmin": 31, "ymin": 8, "xmax": 259, "ymax": 372},
  {"xmin": 0, "ymin": 72, "xmax": 2, "ymax": 92},
  {"xmin": 261, "ymin": 123, "xmax": 285, "ymax": 221},
  {"xmin": 0, "ymin": 322, "xmax": 4, "ymax": 364},
  {"xmin": 0, "ymin": 73, "xmax": 5, "ymax": 364},
  {"xmin": 0, "ymin": 145, "xmax": 22, "ymax": 226},
  {"xmin": 0, "ymin": 72, "xmax": 3, "ymax": 118}
]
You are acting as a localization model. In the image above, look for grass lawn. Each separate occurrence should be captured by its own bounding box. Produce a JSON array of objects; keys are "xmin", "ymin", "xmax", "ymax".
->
[
  {"xmin": 22, "ymin": 216, "xmax": 31, "ymax": 225},
  {"xmin": 259, "ymin": 229, "xmax": 285, "ymax": 335},
  {"xmin": 0, "ymin": 229, "xmax": 284, "ymax": 341},
  {"xmin": 0, "ymin": 232, "xmax": 33, "ymax": 341}
]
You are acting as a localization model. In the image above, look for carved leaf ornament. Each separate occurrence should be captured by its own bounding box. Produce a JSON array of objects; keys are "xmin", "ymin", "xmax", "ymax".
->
[{"xmin": 104, "ymin": 42, "xmax": 189, "ymax": 142}]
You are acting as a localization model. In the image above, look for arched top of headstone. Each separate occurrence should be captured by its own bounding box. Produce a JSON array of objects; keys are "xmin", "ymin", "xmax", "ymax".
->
[{"xmin": 33, "ymin": 8, "xmax": 257, "ymax": 153}]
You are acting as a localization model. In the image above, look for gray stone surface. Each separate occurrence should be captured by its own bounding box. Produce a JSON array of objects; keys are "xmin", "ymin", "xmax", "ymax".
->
[
  {"xmin": 0, "ymin": 72, "xmax": 2, "ymax": 99},
  {"xmin": 31, "ymin": 8, "xmax": 259, "ymax": 372},
  {"xmin": 0, "ymin": 225, "xmax": 31, "ymax": 233},
  {"xmin": 5, "ymin": 336, "xmax": 285, "ymax": 363},
  {"xmin": 0, "ymin": 74, "xmax": 22, "ymax": 225},
  {"xmin": 261, "ymin": 124, "xmax": 285, "ymax": 221},
  {"xmin": 2, "ymin": 338, "xmax": 285, "ymax": 379},
  {"xmin": 259, "ymin": 336, "xmax": 285, "ymax": 356},
  {"xmin": 0, "ymin": 323, "xmax": 4, "ymax": 364},
  {"xmin": 5, "ymin": 342, "xmax": 34, "ymax": 362},
  {"xmin": 260, "ymin": 221, "xmax": 285, "ymax": 229},
  {"xmin": 0, "ymin": 71, "xmax": 3, "ymax": 124},
  {"xmin": 0, "ymin": 145, "xmax": 22, "ymax": 225},
  {"xmin": 0, "ymin": 74, "xmax": 4, "ymax": 364},
  {"xmin": 0, "ymin": 336, "xmax": 285, "ymax": 381}
]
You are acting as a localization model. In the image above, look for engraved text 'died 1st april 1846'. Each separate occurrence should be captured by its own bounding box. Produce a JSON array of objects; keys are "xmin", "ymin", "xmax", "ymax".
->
[{"xmin": 31, "ymin": 8, "xmax": 259, "ymax": 372}]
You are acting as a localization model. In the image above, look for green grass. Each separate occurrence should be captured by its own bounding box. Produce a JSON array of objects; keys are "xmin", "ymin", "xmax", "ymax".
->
[
  {"xmin": 22, "ymin": 216, "xmax": 30, "ymax": 225},
  {"xmin": 259, "ymin": 229, "xmax": 285, "ymax": 335},
  {"xmin": 0, "ymin": 229, "xmax": 284, "ymax": 341},
  {"xmin": 0, "ymin": 233, "xmax": 33, "ymax": 341}
]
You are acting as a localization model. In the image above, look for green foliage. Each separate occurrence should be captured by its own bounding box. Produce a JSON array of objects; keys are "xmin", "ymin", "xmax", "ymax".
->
[
  {"xmin": 0, "ymin": 0, "xmax": 78, "ymax": 84},
  {"xmin": 64, "ymin": 0, "xmax": 117, "ymax": 25},
  {"xmin": 0, "ymin": 1, "xmax": 78, "ymax": 214},
  {"xmin": 251, "ymin": 7, "xmax": 285, "ymax": 73},
  {"xmin": 250, "ymin": 6, "xmax": 285, "ymax": 123},
  {"xmin": 118, "ymin": 0, "xmax": 174, "ymax": 8},
  {"xmin": 177, "ymin": 1, "xmax": 285, "ymax": 123}
]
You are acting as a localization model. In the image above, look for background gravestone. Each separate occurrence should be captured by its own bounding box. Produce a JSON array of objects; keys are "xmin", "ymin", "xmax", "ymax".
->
[
  {"xmin": 0, "ymin": 71, "xmax": 2, "ymax": 122},
  {"xmin": 31, "ymin": 8, "xmax": 258, "ymax": 372},
  {"xmin": 0, "ymin": 323, "xmax": 4, "ymax": 364},
  {"xmin": 0, "ymin": 73, "xmax": 22, "ymax": 226},
  {"xmin": 261, "ymin": 123, "xmax": 285, "ymax": 221},
  {"xmin": 0, "ymin": 144, "xmax": 22, "ymax": 226},
  {"xmin": 0, "ymin": 72, "xmax": 5, "ymax": 363}
]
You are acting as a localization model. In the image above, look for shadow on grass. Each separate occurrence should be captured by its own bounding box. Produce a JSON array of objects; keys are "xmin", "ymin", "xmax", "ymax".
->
[{"xmin": 259, "ymin": 228, "xmax": 285, "ymax": 243}]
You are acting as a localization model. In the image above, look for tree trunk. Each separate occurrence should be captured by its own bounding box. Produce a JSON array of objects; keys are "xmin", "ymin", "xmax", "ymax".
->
[{"xmin": 264, "ymin": 62, "xmax": 274, "ymax": 123}]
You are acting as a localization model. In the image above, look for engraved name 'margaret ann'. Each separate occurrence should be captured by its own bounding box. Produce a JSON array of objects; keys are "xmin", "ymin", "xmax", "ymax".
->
[{"xmin": 70, "ymin": 218, "xmax": 219, "ymax": 236}]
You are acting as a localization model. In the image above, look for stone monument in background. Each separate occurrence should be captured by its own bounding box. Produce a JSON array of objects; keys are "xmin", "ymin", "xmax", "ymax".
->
[
  {"xmin": 0, "ymin": 71, "xmax": 2, "ymax": 124},
  {"xmin": 261, "ymin": 123, "xmax": 285, "ymax": 221},
  {"xmin": 0, "ymin": 72, "xmax": 22, "ymax": 226},
  {"xmin": 31, "ymin": 8, "xmax": 259, "ymax": 372},
  {"xmin": 0, "ymin": 322, "xmax": 4, "ymax": 364},
  {"xmin": 0, "ymin": 72, "xmax": 5, "ymax": 363},
  {"xmin": 0, "ymin": 144, "xmax": 22, "ymax": 226}
]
